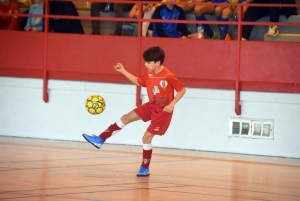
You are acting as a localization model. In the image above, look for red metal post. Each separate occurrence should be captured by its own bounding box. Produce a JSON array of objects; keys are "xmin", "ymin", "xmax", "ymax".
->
[
  {"xmin": 136, "ymin": 2, "xmax": 143, "ymax": 107},
  {"xmin": 43, "ymin": 0, "xmax": 49, "ymax": 102},
  {"xmin": 235, "ymin": 5, "xmax": 243, "ymax": 115}
]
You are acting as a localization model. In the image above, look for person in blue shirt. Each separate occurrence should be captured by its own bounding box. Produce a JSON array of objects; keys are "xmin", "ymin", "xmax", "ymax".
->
[
  {"xmin": 151, "ymin": 0, "xmax": 188, "ymax": 38},
  {"xmin": 24, "ymin": 0, "xmax": 43, "ymax": 32}
]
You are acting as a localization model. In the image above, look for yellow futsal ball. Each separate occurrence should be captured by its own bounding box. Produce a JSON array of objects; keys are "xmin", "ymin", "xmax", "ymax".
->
[{"xmin": 85, "ymin": 95, "xmax": 106, "ymax": 115}]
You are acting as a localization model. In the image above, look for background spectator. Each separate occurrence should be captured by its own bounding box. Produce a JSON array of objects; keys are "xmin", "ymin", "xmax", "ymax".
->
[
  {"xmin": 194, "ymin": 0, "xmax": 218, "ymax": 39},
  {"xmin": 112, "ymin": 3, "xmax": 134, "ymax": 35},
  {"xmin": 24, "ymin": 0, "xmax": 44, "ymax": 32},
  {"xmin": 90, "ymin": 2, "xmax": 133, "ymax": 35},
  {"xmin": 214, "ymin": 0, "xmax": 233, "ymax": 40},
  {"xmin": 49, "ymin": 1, "xmax": 84, "ymax": 34},
  {"xmin": 128, "ymin": 3, "xmax": 154, "ymax": 18},
  {"xmin": 151, "ymin": 0, "xmax": 188, "ymax": 38},
  {"xmin": 242, "ymin": 0, "xmax": 297, "ymax": 40},
  {"xmin": 194, "ymin": 0, "xmax": 252, "ymax": 39},
  {"xmin": 177, "ymin": 0, "xmax": 196, "ymax": 13},
  {"xmin": 230, "ymin": 0, "xmax": 252, "ymax": 20},
  {"xmin": 128, "ymin": 1, "xmax": 160, "ymax": 36},
  {"xmin": 0, "ymin": 0, "xmax": 20, "ymax": 30},
  {"xmin": 215, "ymin": 0, "xmax": 252, "ymax": 39},
  {"xmin": 141, "ymin": 4, "xmax": 157, "ymax": 36},
  {"xmin": 90, "ymin": 2, "xmax": 112, "ymax": 35}
]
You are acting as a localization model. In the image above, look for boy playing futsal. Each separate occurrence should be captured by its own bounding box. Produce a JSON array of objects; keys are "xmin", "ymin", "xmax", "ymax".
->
[{"xmin": 82, "ymin": 46, "xmax": 186, "ymax": 177}]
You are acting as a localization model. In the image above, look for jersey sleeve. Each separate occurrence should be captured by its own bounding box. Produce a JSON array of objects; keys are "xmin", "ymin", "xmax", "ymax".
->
[
  {"xmin": 137, "ymin": 71, "xmax": 147, "ymax": 87},
  {"xmin": 167, "ymin": 73, "xmax": 185, "ymax": 92}
]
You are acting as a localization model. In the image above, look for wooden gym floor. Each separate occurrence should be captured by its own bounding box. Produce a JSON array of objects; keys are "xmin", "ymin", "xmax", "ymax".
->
[{"xmin": 0, "ymin": 136, "xmax": 300, "ymax": 201}]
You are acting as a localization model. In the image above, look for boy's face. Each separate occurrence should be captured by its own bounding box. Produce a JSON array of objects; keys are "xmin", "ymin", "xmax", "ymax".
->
[{"xmin": 144, "ymin": 61, "xmax": 160, "ymax": 72}]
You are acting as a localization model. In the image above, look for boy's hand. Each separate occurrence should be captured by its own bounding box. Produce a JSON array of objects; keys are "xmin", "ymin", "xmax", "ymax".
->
[
  {"xmin": 163, "ymin": 104, "xmax": 174, "ymax": 113},
  {"xmin": 114, "ymin": 63, "xmax": 125, "ymax": 72}
]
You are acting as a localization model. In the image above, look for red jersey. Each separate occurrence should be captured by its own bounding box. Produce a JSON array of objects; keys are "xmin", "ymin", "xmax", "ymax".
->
[
  {"xmin": 0, "ymin": 1, "xmax": 20, "ymax": 30},
  {"xmin": 137, "ymin": 67, "xmax": 185, "ymax": 107}
]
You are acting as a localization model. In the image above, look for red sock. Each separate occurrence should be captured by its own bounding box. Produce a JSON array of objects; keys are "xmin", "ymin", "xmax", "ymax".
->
[
  {"xmin": 99, "ymin": 122, "xmax": 122, "ymax": 140},
  {"xmin": 141, "ymin": 149, "xmax": 152, "ymax": 168}
]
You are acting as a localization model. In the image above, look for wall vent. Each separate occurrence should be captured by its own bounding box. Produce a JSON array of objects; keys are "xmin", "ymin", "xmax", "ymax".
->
[{"xmin": 229, "ymin": 118, "xmax": 274, "ymax": 140}]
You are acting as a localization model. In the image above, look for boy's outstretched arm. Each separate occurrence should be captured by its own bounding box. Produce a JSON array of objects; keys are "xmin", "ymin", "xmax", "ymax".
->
[
  {"xmin": 163, "ymin": 87, "xmax": 186, "ymax": 113},
  {"xmin": 114, "ymin": 63, "xmax": 140, "ymax": 86}
]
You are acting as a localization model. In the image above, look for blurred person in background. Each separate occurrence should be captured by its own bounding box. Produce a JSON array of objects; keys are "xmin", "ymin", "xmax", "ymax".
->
[
  {"xmin": 242, "ymin": 0, "xmax": 297, "ymax": 40},
  {"xmin": 90, "ymin": 2, "xmax": 133, "ymax": 35},
  {"xmin": 0, "ymin": 0, "xmax": 20, "ymax": 30},
  {"xmin": 151, "ymin": 0, "xmax": 188, "ymax": 38},
  {"xmin": 24, "ymin": 0, "xmax": 44, "ymax": 32},
  {"xmin": 49, "ymin": 0, "xmax": 84, "ymax": 34}
]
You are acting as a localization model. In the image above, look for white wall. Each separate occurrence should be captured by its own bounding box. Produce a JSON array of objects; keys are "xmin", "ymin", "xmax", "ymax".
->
[{"xmin": 0, "ymin": 77, "xmax": 300, "ymax": 158}]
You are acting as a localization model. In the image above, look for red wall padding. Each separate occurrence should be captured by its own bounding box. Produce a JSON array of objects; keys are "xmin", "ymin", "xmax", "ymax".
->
[{"xmin": 0, "ymin": 31, "xmax": 299, "ymax": 93}]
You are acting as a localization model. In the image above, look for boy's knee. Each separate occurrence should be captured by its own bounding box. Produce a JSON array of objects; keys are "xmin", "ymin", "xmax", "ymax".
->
[
  {"xmin": 194, "ymin": 7, "xmax": 203, "ymax": 16},
  {"xmin": 120, "ymin": 114, "xmax": 129, "ymax": 124},
  {"xmin": 214, "ymin": 7, "xmax": 222, "ymax": 17},
  {"xmin": 142, "ymin": 135, "xmax": 148, "ymax": 144},
  {"xmin": 142, "ymin": 133, "xmax": 154, "ymax": 144},
  {"xmin": 222, "ymin": 8, "xmax": 232, "ymax": 18}
]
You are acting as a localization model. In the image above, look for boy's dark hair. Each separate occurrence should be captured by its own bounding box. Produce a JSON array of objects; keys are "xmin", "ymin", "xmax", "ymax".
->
[{"xmin": 143, "ymin": 46, "xmax": 165, "ymax": 65}]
